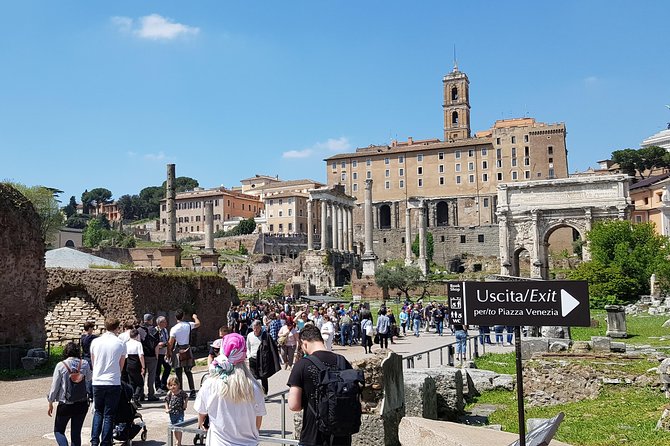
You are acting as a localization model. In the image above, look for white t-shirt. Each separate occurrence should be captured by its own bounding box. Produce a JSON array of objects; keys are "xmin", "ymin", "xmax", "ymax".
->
[
  {"xmin": 194, "ymin": 376, "xmax": 266, "ymax": 446},
  {"xmin": 118, "ymin": 330, "xmax": 131, "ymax": 343},
  {"xmin": 126, "ymin": 338, "xmax": 144, "ymax": 357},
  {"xmin": 90, "ymin": 332, "xmax": 126, "ymax": 386},
  {"xmin": 246, "ymin": 332, "xmax": 262, "ymax": 359},
  {"xmin": 169, "ymin": 321, "xmax": 196, "ymax": 345},
  {"xmin": 321, "ymin": 321, "xmax": 334, "ymax": 351}
]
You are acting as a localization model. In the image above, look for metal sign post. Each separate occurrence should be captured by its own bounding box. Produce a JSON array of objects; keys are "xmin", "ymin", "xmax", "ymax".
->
[{"xmin": 447, "ymin": 280, "xmax": 590, "ymax": 446}]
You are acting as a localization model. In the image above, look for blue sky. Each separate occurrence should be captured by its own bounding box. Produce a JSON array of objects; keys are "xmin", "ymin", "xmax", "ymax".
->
[{"xmin": 1, "ymin": 1, "xmax": 669, "ymax": 203}]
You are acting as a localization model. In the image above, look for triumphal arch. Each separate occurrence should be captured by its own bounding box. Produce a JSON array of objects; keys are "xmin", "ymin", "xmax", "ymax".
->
[{"xmin": 497, "ymin": 174, "xmax": 632, "ymax": 279}]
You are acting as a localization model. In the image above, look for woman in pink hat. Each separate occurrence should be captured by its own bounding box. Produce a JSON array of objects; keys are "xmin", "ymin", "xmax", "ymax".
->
[{"xmin": 194, "ymin": 333, "xmax": 266, "ymax": 445}]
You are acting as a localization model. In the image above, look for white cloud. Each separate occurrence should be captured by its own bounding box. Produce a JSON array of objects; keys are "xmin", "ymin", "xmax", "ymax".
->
[
  {"xmin": 281, "ymin": 136, "xmax": 351, "ymax": 159},
  {"xmin": 144, "ymin": 151, "xmax": 167, "ymax": 161},
  {"xmin": 111, "ymin": 14, "xmax": 199, "ymax": 41},
  {"xmin": 282, "ymin": 149, "xmax": 314, "ymax": 159}
]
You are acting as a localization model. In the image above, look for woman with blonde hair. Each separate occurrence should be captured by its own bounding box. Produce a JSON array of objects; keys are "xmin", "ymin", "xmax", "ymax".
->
[{"xmin": 194, "ymin": 333, "xmax": 266, "ymax": 445}]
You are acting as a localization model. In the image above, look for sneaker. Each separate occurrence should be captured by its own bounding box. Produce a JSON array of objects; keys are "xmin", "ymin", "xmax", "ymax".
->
[
  {"xmin": 189, "ymin": 390, "xmax": 197, "ymax": 399},
  {"xmin": 155, "ymin": 388, "xmax": 166, "ymax": 395}
]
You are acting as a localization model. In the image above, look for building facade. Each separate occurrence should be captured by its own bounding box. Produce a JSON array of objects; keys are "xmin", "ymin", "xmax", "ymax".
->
[
  {"xmin": 324, "ymin": 66, "xmax": 570, "ymax": 262},
  {"xmin": 159, "ymin": 187, "xmax": 262, "ymax": 237}
]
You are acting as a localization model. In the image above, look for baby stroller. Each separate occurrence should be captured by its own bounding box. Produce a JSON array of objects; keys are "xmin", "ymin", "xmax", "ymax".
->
[{"xmin": 113, "ymin": 382, "xmax": 147, "ymax": 445}]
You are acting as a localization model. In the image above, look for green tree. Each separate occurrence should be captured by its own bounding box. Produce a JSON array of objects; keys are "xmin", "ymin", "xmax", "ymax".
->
[
  {"xmin": 161, "ymin": 176, "xmax": 199, "ymax": 193},
  {"xmin": 117, "ymin": 194, "xmax": 135, "ymax": 220},
  {"xmin": 83, "ymin": 217, "xmax": 104, "ymax": 248},
  {"xmin": 63, "ymin": 196, "xmax": 77, "ymax": 218},
  {"xmin": 81, "ymin": 187, "xmax": 112, "ymax": 213},
  {"xmin": 65, "ymin": 214, "xmax": 89, "ymax": 229},
  {"xmin": 6, "ymin": 182, "xmax": 65, "ymax": 245},
  {"xmin": 375, "ymin": 262, "xmax": 422, "ymax": 299},
  {"xmin": 139, "ymin": 186, "xmax": 164, "ymax": 218},
  {"xmin": 611, "ymin": 146, "xmax": 669, "ymax": 179},
  {"xmin": 411, "ymin": 232, "xmax": 434, "ymax": 262},
  {"xmin": 568, "ymin": 220, "xmax": 670, "ymax": 306}
]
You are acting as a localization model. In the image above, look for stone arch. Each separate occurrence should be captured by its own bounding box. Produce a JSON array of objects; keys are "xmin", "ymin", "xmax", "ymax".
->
[
  {"xmin": 512, "ymin": 246, "xmax": 531, "ymax": 278},
  {"xmin": 65, "ymin": 239, "xmax": 75, "ymax": 248},
  {"xmin": 436, "ymin": 201, "xmax": 449, "ymax": 226},
  {"xmin": 337, "ymin": 268, "xmax": 351, "ymax": 287},
  {"xmin": 452, "ymin": 111, "xmax": 459, "ymax": 125},
  {"xmin": 379, "ymin": 204, "xmax": 391, "ymax": 229},
  {"xmin": 45, "ymin": 286, "xmax": 105, "ymax": 342}
]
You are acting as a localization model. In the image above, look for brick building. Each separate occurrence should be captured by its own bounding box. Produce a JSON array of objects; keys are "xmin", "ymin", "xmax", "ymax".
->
[{"xmin": 324, "ymin": 65, "xmax": 571, "ymax": 263}]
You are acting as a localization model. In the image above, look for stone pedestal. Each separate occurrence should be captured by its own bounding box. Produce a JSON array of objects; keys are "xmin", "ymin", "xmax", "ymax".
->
[
  {"xmin": 362, "ymin": 254, "xmax": 378, "ymax": 277},
  {"xmin": 198, "ymin": 253, "xmax": 220, "ymax": 268},
  {"xmin": 605, "ymin": 304, "xmax": 627, "ymax": 338},
  {"xmin": 159, "ymin": 246, "xmax": 182, "ymax": 268}
]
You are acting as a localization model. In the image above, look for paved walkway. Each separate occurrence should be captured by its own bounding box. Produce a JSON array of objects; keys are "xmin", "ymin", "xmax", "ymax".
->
[{"xmin": 0, "ymin": 330, "xmax": 512, "ymax": 445}]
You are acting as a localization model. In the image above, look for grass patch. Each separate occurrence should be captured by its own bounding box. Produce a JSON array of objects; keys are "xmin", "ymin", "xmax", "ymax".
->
[
  {"xmin": 471, "ymin": 386, "xmax": 670, "ymax": 446},
  {"xmin": 474, "ymin": 352, "xmax": 517, "ymax": 375},
  {"xmin": 571, "ymin": 310, "xmax": 670, "ymax": 347}
]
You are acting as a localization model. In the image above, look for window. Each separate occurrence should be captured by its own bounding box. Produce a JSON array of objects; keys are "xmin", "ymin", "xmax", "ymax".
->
[
  {"xmin": 524, "ymin": 147, "xmax": 530, "ymax": 157},
  {"xmin": 439, "ymin": 164, "xmax": 444, "ymax": 173},
  {"xmin": 242, "ymin": 204, "xmax": 245, "ymax": 210},
  {"xmin": 482, "ymin": 160, "xmax": 488, "ymax": 169},
  {"xmin": 269, "ymin": 199, "xmax": 273, "ymax": 206},
  {"xmin": 269, "ymin": 224, "xmax": 274, "ymax": 232},
  {"xmin": 288, "ymin": 209, "xmax": 293, "ymax": 216},
  {"xmin": 399, "ymin": 155, "xmax": 404, "ymax": 164},
  {"xmin": 384, "ymin": 157, "xmax": 390, "ymax": 165},
  {"xmin": 497, "ymin": 172, "xmax": 503, "ymax": 181},
  {"xmin": 438, "ymin": 152, "xmax": 444, "ymax": 160},
  {"xmin": 548, "ymin": 157, "xmax": 553, "ymax": 163},
  {"xmin": 366, "ymin": 158, "xmax": 372, "ymax": 166},
  {"xmin": 440, "ymin": 235, "xmax": 445, "ymax": 242},
  {"xmin": 496, "ymin": 137, "xmax": 501, "ymax": 145},
  {"xmin": 279, "ymin": 199, "xmax": 283, "ymax": 205},
  {"xmin": 455, "ymin": 150, "xmax": 461, "ymax": 159},
  {"xmin": 162, "ymin": 204, "xmax": 166, "ymax": 211},
  {"xmin": 341, "ymin": 161, "xmax": 346, "ymax": 168},
  {"xmin": 524, "ymin": 158, "xmax": 530, "ymax": 166},
  {"xmin": 512, "ymin": 158, "xmax": 517, "ymax": 167},
  {"xmin": 482, "ymin": 173, "xmax": 488, "ymax": 182},
  {"xmin": 399, "ymin": 179, "xmax": 404, "ymax": 188},
  {"xmin": 468, "ymin": 149, "xmax": 474, "ymax": 157},
  {"xmin": 524, "ymin": 134, "xmax": 529, "ymax": 142},
  {"xmin": 331, "ymin": 162, "xmax": 337, "ymax": 170},
  {"xmin": 399, "ymin": 168, "xmax": 404, "ymax": 176},
  {"xmin": 288, "ymin": 223, "xmax": 293, "ymax": 231},
  {"xmin": 451, "ymin": 86, "xmax": 458, "ymax": 101},
  {"xmin": 511, "ymin": 147, "xmax": 517, "ymax": 157},
  {"xmin": 455, "ymin": 163, "xmax": 461, "ymax": 172},
  {"xmin": 496, "ymin": 159, "xmax": 502, "ymax": 168},
  {"xmin": 469, "ymin": 174, "xmax": 475, "ymax": 183},
  {"xmin": 385, "ymin": 181, "xmax": 390, "ymax": 189},
  {"xmin": 496, "ymin": 148, "xmax": 502, "ymax": 159},
  {"xmin": 341, "ymin": 173, "xmax": 346, "ymax": 181},
  {"xmin": 418, "ymin": 178, "xmax": 423, "ymax": 187},
  {"xmin": 483, "ymin": 198, "xmax": 489, "ymax": 207},
  {"xmin": 439, "ymin": 176, "xmax": 445, "ymax": 185},
  {"xmin": 636, "ymin": 215, "xmax": 643, "ymax": 223},
  {"xmin": 196, "ymin": 226, "xmax": 199, "ymax": 232},
  {"xmin": 279, "ymin": 223, "xmax": 283, "ymax": 232},
  {"xmin": 548, "ymin": 146, "xmax": 554, "ymax": 155},
  {"xmin": 385, "ymin": 169, "xmax": 390, "ymax": 177},
  {"xmin": 353, "ymin": 183, "xmax": 358, "ymax": 192},
  {"xmin": 417, "ymin": 166, "xmax": 423, "ymax": 175},
  {"xmin": 353, "ymin": 172, "xmax": 358, "ymax": 180},
  {"xmin": 417, "ymin": 154, "xmax": 424, "ymax": 162},
  {"xmin": 468, "ymin": 162, "xmax": 474, "ymax": 171},
  {"xmin": 460, "ymin": 235, "xmax": 466, "ymax": 243},
  {"xmin": 549, "ymin": 168, "xmax": 555, "ymax": 178},
  {"xmin": 279, "ymin": 210, "xmax": 283, "ymax": 217},
  {"xmin": 299, "ymin": 209, "xmax": 303, "ymax": 216},
  {"xmin": 512, "ymin": 171, "xmax": 518, "ymax": 180},
  {"xmin": 511, "ymin": 136, "xmax": 516, "ymax": 144},
  {"xmin": 525, "ymin": 170, "xmax": 531, "ymax": 179},
  {"xmin": 452, "ymin": 111, "xmax": 459, "ymax": 124},
  {"xmin": 456, "ymin": 175, "xmax": 461, "ymax": 184},
  {"xmin": 478, "ymin": 234, "xmax": 485, "ymax": 243},
  {"xmin": 352, "ymin": 160, "xmax": 357, "ymax": 168},
  {"xmin": 195, "ymin": 215, "xmax": 201, "ymax": 222},
  {"xmin": 482, "ymin": 148, "xmax": 488, "ymax": 156},
  {"xmin": 366, "ymin": 171, "xmax": 371, "ymax": 179}
]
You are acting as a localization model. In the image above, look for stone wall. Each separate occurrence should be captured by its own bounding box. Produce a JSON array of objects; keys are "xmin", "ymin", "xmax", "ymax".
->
[
  {"xmin": 46, "ymin": 268, "xmax": 236, "ymax": 344},
  {"xmin": 0, "ymin": 183, "xmax": 47, "ymax": 345},
  {"xmin": 45, "ymin": 290, "xmax": 105, "ymax": 341},
  {"xmin": 222, "ymin": 258, "xmax": 298, "ymax": 295},
  {"xmin": 365, "ymin": 225, "xmax": 499, "ymax": 263}
]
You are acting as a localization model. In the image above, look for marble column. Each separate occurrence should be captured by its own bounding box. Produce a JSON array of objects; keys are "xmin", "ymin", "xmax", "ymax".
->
[
  {"xmin": 165, "ymin": 164, "xmax": 176, "ymax": 245},
  {"xmin": 331, "ymin": 202, "xmax": 339, "ymax": 251},
  {"xmin": 405, "ymin": 208, "xmax": 412, "ymax": 266},
  {"xmin": 418, "ymin": 204, "xmax": 428, "ymax": 275},
  {"xmin": 498, "ymin": 213, "xmax": 512, "ymax": 275},
  {"xmin": 320, "ymin": 200, "xmax": 328, "ymax": 252},
  {"xmin": 337, "ymin": 204, "xmax": 344, "ymax": 251},
  {"xmin": 530, "ymin": 209, "xmax": 542, "ymax": 279},
  {"xmin": 307, "ymin": 199, "xmax": 314, "ymax": 251},
  {"xmin": 343, "ymin": 205, "xmax": 349, "ymax": 252},
  {"xmin": 347, "ymin": 207, "xmax": 354, "ymax": 253},
  {"xmin": 372, "ymin": 204, "xmax": 378, "ymax": 230},
  {"xmin": 362, "ymin": 180, "xmax": 377, "ymax": 276},
  {"xmin": 204, "ymin": 200, "xmax": 214, "ymax": 251}
]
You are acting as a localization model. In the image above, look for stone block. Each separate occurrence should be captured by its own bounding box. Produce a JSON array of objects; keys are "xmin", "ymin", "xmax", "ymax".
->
[
  {"xmin": 404, "ymin": 370, "xmax": 437, "ymax": 420},
  {"xmin": 21, "ymin": 356, "xmax": 47, "ymax": 370},
  {"xmin": 571, "ymin": 341, "xmax": 591, "ymax": 353},
  {"xmin": 26, "ymin": 348, "xmax": 48, "ymax": 359},
  {"xmin": 610, "ymin": 342, "xmax": 626, "ymax": 353},
  {"xmin": 521, "ymin": 337, "xmax": 549, "ymax": 359},
  {"xmin": 549, "ymin": 341, "xmax": 569, "ymax": 353},
  {"xmin": 464, "ymin": 369, "xmax": 515, "ymax": 398},
  {"xmin": 411, "ymin": 366, "xmax": 464, "ymax": 421},
  {"xmin": 591, "ymin": 336, "xmax": 611, "ymax": 353}
]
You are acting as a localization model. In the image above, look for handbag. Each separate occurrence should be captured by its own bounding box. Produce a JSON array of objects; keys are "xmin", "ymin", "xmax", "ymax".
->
[
  {"xmin": 373, "ymin": 333, "xmax": 380, "ymax": 345},
  {"xmin": 365, "ymin": 322, "xmax": 373, "ymax": 337},
  {"xmin": 176, "ymin": 321, "xmax": 192, "ymax": 362}
]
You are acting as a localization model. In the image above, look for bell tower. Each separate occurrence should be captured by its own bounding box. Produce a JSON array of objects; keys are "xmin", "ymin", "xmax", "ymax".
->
[{"xmin": 443, "ymin": 63, "xmax": 471, "ymax": 141}]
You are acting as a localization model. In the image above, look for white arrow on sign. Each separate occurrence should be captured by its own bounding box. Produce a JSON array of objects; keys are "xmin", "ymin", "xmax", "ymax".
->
[{"xmin": 561, "ymin": 289, "xmax": 580, "ymax": 317}]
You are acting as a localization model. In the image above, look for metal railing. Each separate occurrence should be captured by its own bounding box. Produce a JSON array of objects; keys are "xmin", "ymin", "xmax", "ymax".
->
[
  {"xmin": 0, "ymin": 337, "xmax": 81, "ymax": 372},
  {"xmin": 167, "ymin": 388, "xmax": 298, "ymax": 446},
  {"xmin": 403, "ymin": 334, "xmax": 482, "ymax": 368}
]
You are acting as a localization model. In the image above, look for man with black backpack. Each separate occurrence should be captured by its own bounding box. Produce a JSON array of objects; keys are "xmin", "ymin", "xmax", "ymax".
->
[
  {"xmin": 287, "ymin": 324, "xmax": 364, "ymax": 446},
  {"xmin": 137, "ymin": 313, "xmax": 160, "ymax": 402}
]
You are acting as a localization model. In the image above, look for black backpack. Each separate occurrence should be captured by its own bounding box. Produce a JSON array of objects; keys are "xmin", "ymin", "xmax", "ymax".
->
[
  {"xmin": 306, "ymin": 355, "xmax": 365, "ymax": 439},
  {"xmin": 139, "ymin": 325, "xmax": 159, "ymax": 355},
  {"xmin": 62, "ymin": 360, "xmax": 88, "ymax": 403}
]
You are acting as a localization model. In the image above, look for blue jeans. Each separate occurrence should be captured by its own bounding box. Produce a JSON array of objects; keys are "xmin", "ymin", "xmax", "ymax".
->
[
  {"xmin": 54, "ymin": 401, "xmax": 89, "ymax": 446},
  {"xmin": 91, "ymin": 385, "xmax": 121, "ymax": 446},
  {"xmin": 455, "ymin": 330, "xmax": 467, "ymax": 355},
  {"xmin": 506, "ymin": 326, "xmax": 515, "ymax": 344},
  {"xmin": 435, "ymin": 320, "xmax": 444, "ymax": 335},
  {"xmin": 340, "ymin": 324, "xmax": 351, "ymax": 346},
  {"xmin": 413, "ymin": 319, "xmax": 421, "ymax": 336}
]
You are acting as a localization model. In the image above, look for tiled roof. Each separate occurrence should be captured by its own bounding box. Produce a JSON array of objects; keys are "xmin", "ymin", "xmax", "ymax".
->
[{"xmin": 629, "ymin": 173, "xmax": 670, "ymax": 190}]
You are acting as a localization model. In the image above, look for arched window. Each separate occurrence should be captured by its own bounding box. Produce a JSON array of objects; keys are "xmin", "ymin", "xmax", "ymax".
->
[
  {"xmin": 379, "ymin": 204, "xmax": 391, "ymax": 229},
  {"xmin": 451, "ymin": 86, "xmax": 458, "ymax": 101},
  {"xmin": 452, "ymin": 111, "xmax": 459, "ymax": 125}
]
